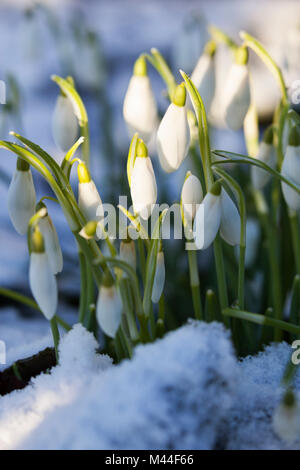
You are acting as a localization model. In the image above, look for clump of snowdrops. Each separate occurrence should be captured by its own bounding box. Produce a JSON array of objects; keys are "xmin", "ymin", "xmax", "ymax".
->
[{"xmin": 2, "ymin": 25, "xmax": 300, "ymax": 442}]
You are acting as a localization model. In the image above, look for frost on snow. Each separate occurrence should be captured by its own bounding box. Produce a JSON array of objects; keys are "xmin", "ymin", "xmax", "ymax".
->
[{"xmin": 0, "ymin": 320, "xmax": 300, "ymax": 450}]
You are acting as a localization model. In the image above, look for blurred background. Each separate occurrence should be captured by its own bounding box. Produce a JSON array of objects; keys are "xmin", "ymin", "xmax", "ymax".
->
[{"xmin": 0, "ymin": 0, "xmax": 300, "ymax": 342}]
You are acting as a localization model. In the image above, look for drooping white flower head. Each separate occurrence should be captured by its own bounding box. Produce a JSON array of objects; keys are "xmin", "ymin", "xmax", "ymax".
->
[
  {"xmin": 157, "ymin": 83, "xmax": 190, "ymax": 173},
  {"xmin": 29, "ymin": 227, "xmax": 57, "ymax": 321},
  {"xmin": 220, "ymin": 188, "xmax": 241, "ymax": 246},
  {"xmin": 123, "ymin": 55, "xmax": 158, "ymax": 143},
  {"xmin": 193, "ymin": 181, "xmax": 222, "ymax": 250},
  {"xmin": 251, "ymin": 126, "xmax": 276, "ymax": 190},
  {"xmin": 37, "ymin": 203, "xmax": 63, "ymax": 275},
  {"xmin": 281, "ymin": 126, "xmax": 300, "ymax": 211},
  {"xmin": 193, "ymin": 182, "xmax": 240, "ymax": 250},
  {"xmin": 222, "ymin": 47, "xmax": 251, "ymax": 130},
  {"xmin": 120, "ymin": 238, "xmax": 136, "ymax": 274},
  {"xmin": 7, "ymin": 158, "xmax": 36, "ymax": 235},
  {"xmin": 77, "ymin": 162, "xmax": 104, "ymax": 237},
  {"xmin": 190, "ymin": 40, "xmax": 216, "ymax": 113},
  {"xmin": 151, "ymin": 250, "xmax": 166, "ymax": 304},
  {"xmin": 130, "ymin": 140, "xmax": 157, "ymax": 220},
  {"xmin": 181, "ymin": 171, "xmax": 203, "ymax": 231},
  {"xmin": 52, "ymin": 94, "xmax": 78, "ymax": 152},
  {"xmin": 96, "ymin": 275, "xmax": 122, "ymax": 338},
  {"xmin": 273, "ymin": 390, "xmax": 300, "ymax": 443}
]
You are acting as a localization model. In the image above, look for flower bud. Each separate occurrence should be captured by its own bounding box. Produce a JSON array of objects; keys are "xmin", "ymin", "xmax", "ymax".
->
[
  {"xmin": 123, "ymin": 55, "xmax": 158, "ymax": 142},
  {"xmin": 281, "ymin": 127, "xmax": 300, "ymax": 211},
  {"xmin": 38, "ymin": 203, "xmax": 63, "ymax": 275},
  {"xmin": 7, "ymin": 159, "xmax": 36, "ymax": 235},
  {"xmin": 190, "ymin": 40, "xmax": 216, "ymax": 112},
  {"xmin": 273, "ymin": 390, "xmax": 300, "ymax": 443},
  {"xmin": 120, "ymin": 238, "xmax": 136, "ymax": 274},
  {"xmin": 220, "ymin": 188, "xmax": 240, "ymax": 246},
  {"xmin": 193, "ymin": 181, "xmax": 221, "ymax": 250},
  {"xmin": 181, "ymin": 171, "xmax": 203, "ymax": 228},
  {"xmin": 157, "ymin": 83, "xmax": 190, "ymax": 173},
  {"xmin": 222, "ymin": 49, "xmax": 250, "ymax": 130},
  {"xmin": 52, "ymin": 94, "xmax": 78, "ymax": 152},
  {"xmin": 130, "ymin": 140, "xmax": 157, "ymax": 220},
  {"xmin": 78, "ymin": 163, "xmax": 104, "ymax": 232},
  {"xmin": 79, "ymin": 220, "xmax": 98, "ymax": 240},
  {"xmin": 29, "ymin": 227, "xmax": 58, "ymax": 321},
  {"xmin": 251, "ymin": 126, "xmax": 276, "ymax": 190},
  {"xmin": 151, "ymin": 251, "xmax": 165, "ymax": 304},
  {"xmin": 96, "ymin": 275, "xmax": 122, "ymax": 338}
]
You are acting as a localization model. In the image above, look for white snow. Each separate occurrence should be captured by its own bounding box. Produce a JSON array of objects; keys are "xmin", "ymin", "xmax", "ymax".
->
[{"xmin": 0, "ymin": 319, "xmax": 300, "ymax": 450}]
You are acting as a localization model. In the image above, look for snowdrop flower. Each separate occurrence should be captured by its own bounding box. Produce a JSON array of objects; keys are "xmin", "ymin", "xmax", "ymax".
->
[
  {"xmin": 157, "ymin": 83, "xmax": 190, "ymax": 173},
  {"xmin": 52, "ymin": 94, "xmax": 78, "ymax": 152},
  {"xmin": 194, "ymin": 182, "xmax": 222, "ymax": 250},
  {"xmin": 120, "ymin": 238, "xmax": 136, "ymax": 274},
  {"xmin": 219, "ymin": 188, "xmax": 241, "ymax": 246},
  {"xmin": 78, "ymin": 162, "xmax": 104, "ymax": 233},
  {"xmin": 96, "ymin": 274, "xmax": 122, "ymax": 338},
  {"xmin": 181, "ymin": 171, "xmax": 203, "ymax": 236},
  {"xmin": 222, "ymin": 47, "xmax": 251, "ymax": 130},
  {"xmin": 191, "ymin": 40, "xmax": 216, "ymax": 112},
  {"xmin": 7, "ymin": 158, "xmax": 36, "ymax": 235},
  {"xmin": 151, "ymin": 250, "xmax": 165, "ymax": 303},
  {"xmin": 123, "ymin": 55, "xmax": 158, "ymax": 142},
  {"xmin": 251, "ymin": 126, "xmax": 276, "ymax": 190},
  {"xmin": 29, "ymin": 227, "xmax": 57, "ymax": 321},
  {"xmin": 273, "ymin": 390, "xmax": 300, "ymax": 443},
  {"xmin": 281, "ymin": 126, "xmax": 300, "ymax": 211},
  {"xmin": 194, "ymin": 182, "xmax": 240, "ymax": 250},
  {"xmin": 130, "ymin": 140, "xmax": 157, "ymax": 220},
  {"xmin": 79, "ymin": 220, "xmax": 98, "ymax": 240},
  {"xmin": 37, "ymin": 203, "xmax": 63, "ymax": 275}
]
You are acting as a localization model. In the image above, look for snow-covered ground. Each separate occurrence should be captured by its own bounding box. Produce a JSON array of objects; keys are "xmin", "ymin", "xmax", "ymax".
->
[{"xmin": 0, "ymin": 318, "xmax": 299, "ymax": 450}]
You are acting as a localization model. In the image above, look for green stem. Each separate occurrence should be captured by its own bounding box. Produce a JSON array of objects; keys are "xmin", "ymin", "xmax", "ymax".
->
[
  {"xmin": 289, "ymin": 211, "xmax": 300, "ymax": 275},
  {"xmin": 223, "ymin": 307, "xmax": 300, "ymax": 336},
  {"xmin": 240, "ymin": 31, "xmax": 288, "ymax": 105},
  {"xmin": 145, "ymin": 49, "xmax": 177, "ymax": 101},
  {"xmin": 50, "ymin": 316, "xmax": 60, "ymax": 363},
  {"xmin": 187, "ymin": 249, "xmax": 202, "ymax": 320},
  {"xmin": 0, "ymin": 287, "xmax": 71, "ymax": 331},
  {"xmin": 119, "ymin": 278, "xmax": 139, "ymax": 342},
  {"xmin": 137, "ymin": 237, "xmax": 146, "ymax": 285},
  {"xmin": 209, "ymin": 25, "xmax": 237, "ymax": 51},
  {"xmin": 78, "ymin": 251, "xmax": 88, "ymax": 324}
]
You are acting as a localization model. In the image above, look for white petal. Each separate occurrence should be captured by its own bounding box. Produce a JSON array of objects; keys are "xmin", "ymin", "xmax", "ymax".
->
[
  {"xmin": 273, "ymin": 402, "xmax": 300, "ymax": 443},
  {"xmin": 52, "ymin": 95, "xmax": 78, "ymax": 152},
  {"xmin": 7, "ymin": 169, "xmax": 36, "ymax": 235},
  {"xmin": 220, "ymin": 189, "xmax": 241, "ymax": 246},
  {"xmin": 39, "ymin": 216, "xmax": 63, "ymax": 274},
  {"xmin": 191, "ymin": 54, "xmax": 215, "ymax": 112},
  {"xmin": 29, "ymin": 253, "xmax": 57, "ymax": 320},
  {"xmin": 123, "ymin": 76, "xmax": 158, "ymax": 142},
  {"xmin": 251, "ymin": 142, "xmax": 276, "ymax": 190},
  {"xmin": 157, "ymin": 103, "xmax": 190, "ymax": 173},
  {"xmin": 181, "ymin": 173, "xmax": 203, "ymax": 225},
  {"xmin": 151, "ymin": 251, "xmax": 166, "ymax": 303},
  {"xmin": 120, "ymin": 240, "xmax": 136, "ymax": 273},
  {"xmin": 78, "ymin": 180, "xmax": 104, "ymax": 222},
  {"xmin": 130, "ymin": 156, "xmax": 157, "ymax": 219},
  {"xmin": 223, "ymin": 64, "xmax": 251, "ymax": 130},
  {"xmin": 96, "ymin": 286, "xmax": 122, "ymax": 338},
  {"xmin": 193, "ymin": 192, "xmax": 221, "ymax": 250},
  {"xmin": 281, "ymin": 145, "xmax": 300, "ymax": 210}
]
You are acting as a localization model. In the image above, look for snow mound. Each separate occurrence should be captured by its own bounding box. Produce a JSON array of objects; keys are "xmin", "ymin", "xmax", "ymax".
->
[
  {"xmin": 0, "ymin": 320, "xmax": 237, "ymax": 450},
  {"xmin": 226, "ymin": 342, "xmax": 300, "ymax": 450}
]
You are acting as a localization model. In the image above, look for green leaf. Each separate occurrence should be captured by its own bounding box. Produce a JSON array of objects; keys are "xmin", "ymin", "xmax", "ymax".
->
[
  {"xmin": 204, "ymin": 289, "xmax": 220, "ymax": 322},
  {"xmin": 213, "ymin": 149, "xmax": 300, "ymax": 195}
]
